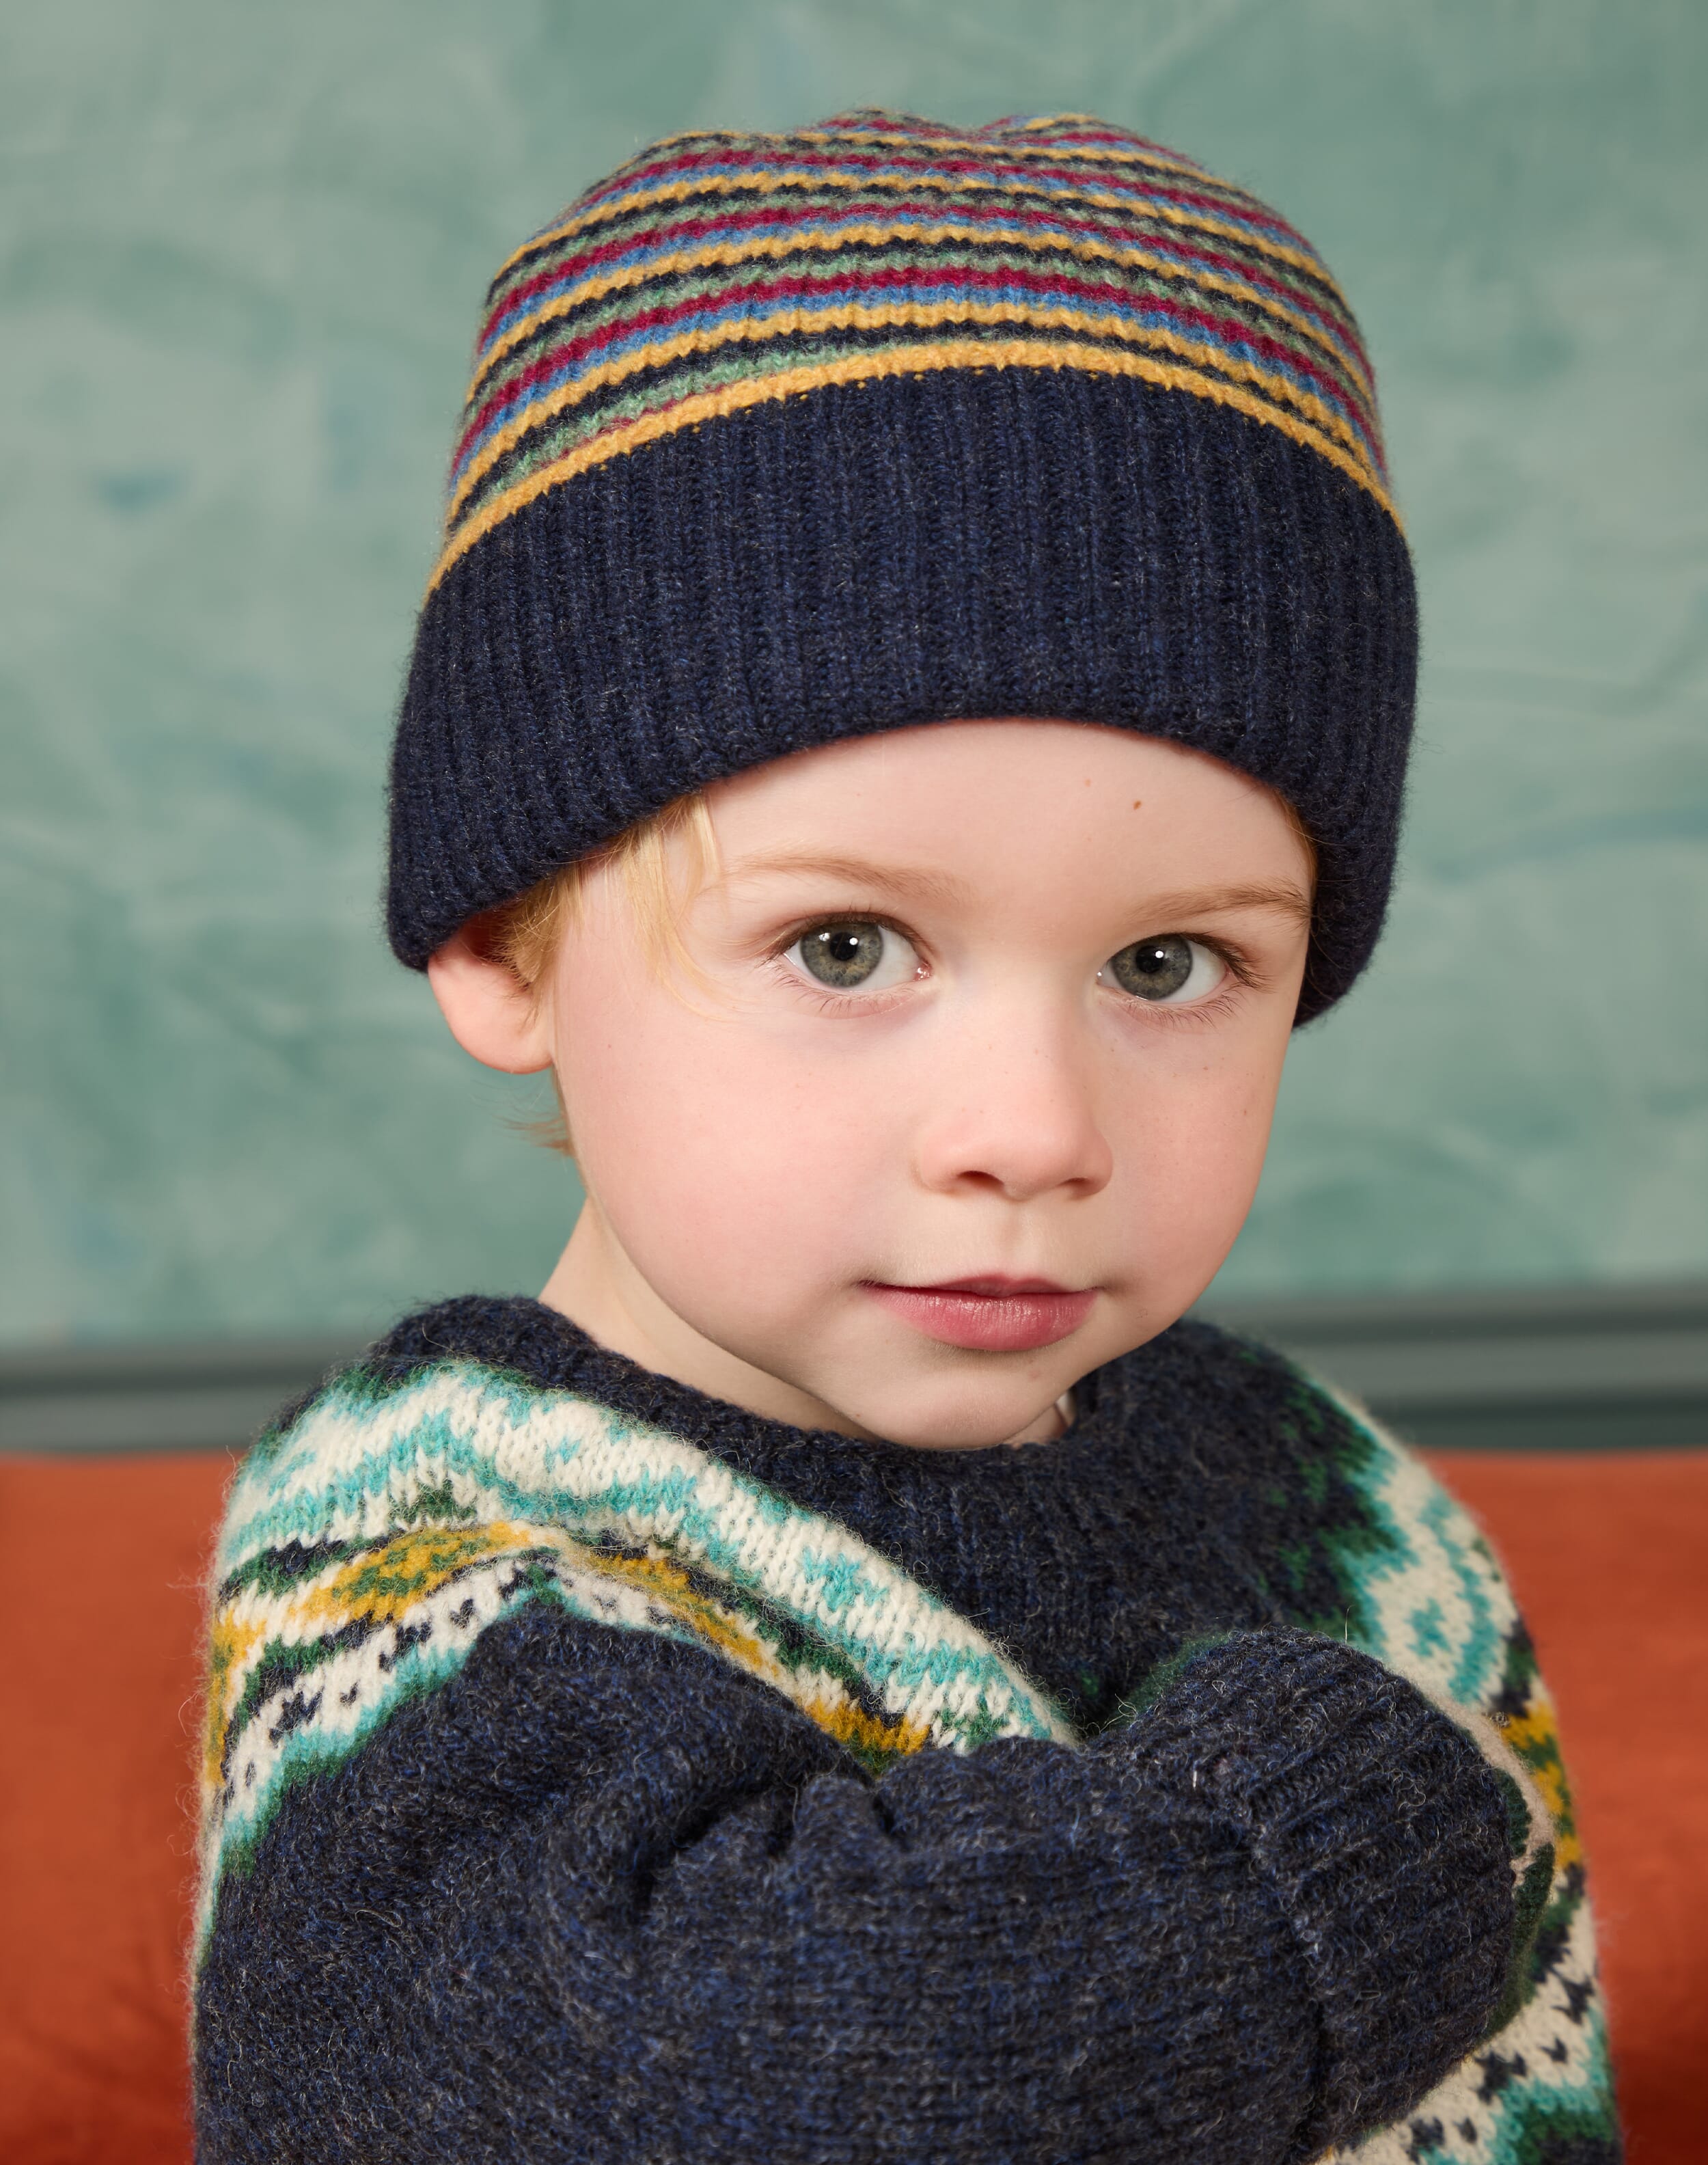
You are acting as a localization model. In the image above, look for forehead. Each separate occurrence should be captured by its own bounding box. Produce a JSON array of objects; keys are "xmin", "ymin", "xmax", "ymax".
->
[{"xmin": 704, "ymin": 720, "xmax": 1308, "ymax": 895}]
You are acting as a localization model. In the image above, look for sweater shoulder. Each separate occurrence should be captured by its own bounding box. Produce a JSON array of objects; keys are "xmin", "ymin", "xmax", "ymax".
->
[
  {"xmin": 1107, "ymin": 1316, "xmax": 1530, "ymax": 1717},
  {"xmin": 1122, "ymin": 1322, "xmax": 1603, "ymax": 2039},
  {"xmin": 201, "ymin": 1316, "xmax": 1080, "ymax": 1957}
]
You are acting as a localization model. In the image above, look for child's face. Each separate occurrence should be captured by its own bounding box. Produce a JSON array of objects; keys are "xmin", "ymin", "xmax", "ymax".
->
[{"xmin": 437, "ymin": 721, "xmax": 1312, "ymax": 1449}]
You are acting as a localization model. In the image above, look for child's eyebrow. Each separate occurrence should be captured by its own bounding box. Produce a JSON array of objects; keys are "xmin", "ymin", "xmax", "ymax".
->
[
  {"xmin": 1135, "ymin": 882, "xmax": 1314, "ymax": 928},
  {"xmin": 723, "ymin": 852, "xmax": 974, "ymax": 906}
]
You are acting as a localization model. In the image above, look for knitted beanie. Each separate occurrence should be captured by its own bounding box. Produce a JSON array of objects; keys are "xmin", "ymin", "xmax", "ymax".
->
[{"xmin": 387, "ymin": 111, "xmax": 1416, "ymax": 1019}]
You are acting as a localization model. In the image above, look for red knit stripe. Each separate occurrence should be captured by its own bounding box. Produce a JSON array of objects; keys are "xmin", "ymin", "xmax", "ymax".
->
[
  {"xmin": 574, "ymin": 142, "xmax": 1317, "ymax": 257},
  {"xmin": 480, "ymin": 199, "xmax": 1367, "ymax": 379},
  {"xmin": 454, "ymin": 264, "xmax": 1374, "ymax": 481}
]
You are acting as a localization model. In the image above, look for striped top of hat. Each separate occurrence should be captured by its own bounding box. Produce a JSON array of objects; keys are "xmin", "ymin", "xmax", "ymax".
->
[{"xmin": 430, "ymin": 111, "xmax": 1394, "ymax": 590}]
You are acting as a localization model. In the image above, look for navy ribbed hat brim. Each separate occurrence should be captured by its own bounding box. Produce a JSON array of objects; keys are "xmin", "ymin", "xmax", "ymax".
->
[{"xmin": 389, "ymin": 367, "xmax": 1415, "ymax": 1019}]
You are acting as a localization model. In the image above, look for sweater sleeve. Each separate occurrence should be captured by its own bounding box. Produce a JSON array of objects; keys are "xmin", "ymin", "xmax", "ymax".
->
[{"xmin": 193, "ymin": 1605, "xmax": 1513, "ymax": 2165}]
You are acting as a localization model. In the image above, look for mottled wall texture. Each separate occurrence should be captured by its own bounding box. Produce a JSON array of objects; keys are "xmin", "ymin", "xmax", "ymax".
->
[{"xmin": 3, "ymin": 1, "xmax": 1704, "ymax": 1347}]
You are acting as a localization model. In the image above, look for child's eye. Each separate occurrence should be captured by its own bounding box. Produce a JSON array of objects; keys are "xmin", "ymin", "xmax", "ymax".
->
[
  {"xmin": 787, "ymin": 920, "xmax": 920, "ymax": 993},
  {"xmin": 1101, "ymin": 934, "xmax": 1226, "ymax": 1004}
]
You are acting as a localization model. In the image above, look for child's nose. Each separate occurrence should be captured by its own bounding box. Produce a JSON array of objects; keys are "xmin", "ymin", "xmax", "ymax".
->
[{"xmin": 909, "ymin": 1010, "xmax": 1114, "ymax": 1203}]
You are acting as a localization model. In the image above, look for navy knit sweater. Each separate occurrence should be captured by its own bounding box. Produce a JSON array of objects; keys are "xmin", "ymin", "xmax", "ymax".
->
[{"xmin": 193, "ymin": 1298, "xmax": 1620, "ymax": 2164}]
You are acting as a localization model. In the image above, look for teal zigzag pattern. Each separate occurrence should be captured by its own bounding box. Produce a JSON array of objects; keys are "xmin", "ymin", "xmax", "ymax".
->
[
  {"xmin": 1297, "ymin": 1376, "xmax": 1619, "ymax": 2164},
  {"xmin": 198, "ymin": 1352, "xmax": 1621, "ymax": 2160},
  {"xmin": 201, "ymin": 1359, "xmax": 1076, "ymax": 1949}
]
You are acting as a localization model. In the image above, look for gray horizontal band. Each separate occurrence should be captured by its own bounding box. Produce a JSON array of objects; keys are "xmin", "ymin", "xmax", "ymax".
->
[{"xmin": 2, "ymin": 1282, "xmax": 1704, "ymax": 1456}]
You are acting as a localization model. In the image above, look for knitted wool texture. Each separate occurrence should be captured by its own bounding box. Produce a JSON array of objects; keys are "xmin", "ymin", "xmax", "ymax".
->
[
  {"xmin": 388, "ymin": 111, "xmax": 1418, "ymax": 1018},
  {"xmin": 194, "ymin": 1301, "xmax": 1621, "ymax": 2165}
]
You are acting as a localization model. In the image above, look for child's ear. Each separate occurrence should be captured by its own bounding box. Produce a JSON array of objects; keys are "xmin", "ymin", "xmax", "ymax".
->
[{"xmin": 426, "ymin": 918, "xmax": 555, "ymax": 1075}]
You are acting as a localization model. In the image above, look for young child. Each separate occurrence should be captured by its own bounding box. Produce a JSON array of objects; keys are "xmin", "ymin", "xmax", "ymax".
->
[{"xmin": 194, "ymin": 115, "xmax": 1621, "ymax": 2164}]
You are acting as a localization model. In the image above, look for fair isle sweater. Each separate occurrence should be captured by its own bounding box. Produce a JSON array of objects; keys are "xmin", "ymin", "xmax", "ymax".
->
[{"xmin": 193, "ymin": 1298, "xmax": 1620, "ymax": 2165}]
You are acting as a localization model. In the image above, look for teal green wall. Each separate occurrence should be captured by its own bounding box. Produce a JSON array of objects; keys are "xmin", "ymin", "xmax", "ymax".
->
[{"xmin": 3, "ymin": 1, "xmax": 1704, "ymax": 1348}]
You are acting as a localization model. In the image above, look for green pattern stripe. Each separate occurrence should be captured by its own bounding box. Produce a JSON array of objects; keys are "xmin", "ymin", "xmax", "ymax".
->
[{"xmin": 432, "ymin": 111, "xmax": 1395, "ymax": 588}]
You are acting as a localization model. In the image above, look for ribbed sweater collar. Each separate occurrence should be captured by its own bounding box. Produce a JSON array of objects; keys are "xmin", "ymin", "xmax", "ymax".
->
[{"xmin": 366, "ymin": 1293, "xmax": 1290, "ymax": 1728}]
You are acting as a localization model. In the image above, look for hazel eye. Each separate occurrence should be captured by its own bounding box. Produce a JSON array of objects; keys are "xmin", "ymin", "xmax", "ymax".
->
[
  {"xmin": 1102, "ymin": 934, "xmax": 1226, "ymax": 1004},
  {"xmin": 789, "ymin": 920, "xmax": 919, "ymax": 992}
]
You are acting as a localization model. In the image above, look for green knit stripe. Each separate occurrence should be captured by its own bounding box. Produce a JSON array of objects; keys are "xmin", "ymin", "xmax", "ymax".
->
[
  {"xmin": 1293, "ymin": 1374, "xmax": 1618, "ymax": 2163},
  {"xmin": 200, "ymin": 1360, "xmax": 1075, "ymax": 1955},
  {"xmin": 199, "ymin": 1348, "xmax": 1622, "ymax": 2160},
  {"xmin": 433, "ymin": 113, "xmax": 1394, "ymax": 588}
]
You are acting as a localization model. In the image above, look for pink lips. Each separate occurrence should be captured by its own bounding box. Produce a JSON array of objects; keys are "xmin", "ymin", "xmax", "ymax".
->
[{"xmin": 863, "ymin": 1275, "xmax": 1096, "ymax": 1352}]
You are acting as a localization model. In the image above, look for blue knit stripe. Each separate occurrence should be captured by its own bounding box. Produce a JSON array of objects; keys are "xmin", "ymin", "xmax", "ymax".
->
[
  {"xmin": 448, "ymin": 280, "xmax": 1377, "ymax": 494},
  {"xmin": 473, "ymin": 209, "xmax": 1373, "ymax": 393}
]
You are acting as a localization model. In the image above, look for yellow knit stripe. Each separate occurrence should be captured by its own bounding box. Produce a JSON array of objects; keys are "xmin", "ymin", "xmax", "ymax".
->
[
  {"xmin": 449, "ymin": 297, "xmax": 1380, "ymax": 531},
  {"xmin": 539, "ymin": 1540, "xmax": 783, "ymax": 1683},
  {"xmin": 491, "ymin": 1538, "xmax": 924, "ymax": 1757},
  {"xmin": 431, "ymin": 337, "xmax": 1397, "ymax": 595},
  {"xmin": 792, "ymin": 123, "xmax": 1217, "ymax": 187},
  {"xmin": 811, "ymin": 1695, "xmax": 935, "ymax": 1765},
  {"xmin": 1503, "ymin": 1694, "xmax": 1584, "ymax": 1870},
  {"xmin": 205, "ymin": 1521, "xmax": 938, "ymax": 1793},
  {"xmin": 490, "ymin": 163, "xmax": 1340, "ymax": 303},
  {"xmin": 473, "ymin": 216, "xmax": 1370, "ymax": 404},
  {"xmin": 491, "ymin": 128, "xmax": 1228, "ymax": 288},
  {"xmin": 204, "ymin": 1523, "xmax": 523, "ymax": 1785},
  {"xmin": 631, "ymin": 121, "xmax": 1214, "ymax": 185},
  {"xmin": 1010, "ymin": 113, "xmax": 1117, "ymax": 134},
  {"xmin": 303, "ymin": 1522, "xmax": 517, "ymax": 1621},
  {"xmin": 203, "ymin": 1610, "xmax": 264, "ymax": 1790}
]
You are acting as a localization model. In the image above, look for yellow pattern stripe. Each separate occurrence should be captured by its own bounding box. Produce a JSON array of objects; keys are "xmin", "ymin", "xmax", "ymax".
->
[
  {"xmin": 635, "ymin": 120, "xmax": 1216, "ymax": 190},
  {"xmin": 471, "ymin": 217, "xmax": 1372, "ymax": 403},
  {"xmin": 1010, "ymin": 113, "xmax": 1125, "ymax": 134},
  {"xmin": 450, "ymin": 297, "xmax": 1381, "ymax": 530},
  {"xmin": 793, "ymin": 124, "xmax": 1219, "ymax": 188},
  {"xmin": 202, "ymin": 1611, "xmax": 264, "ymax": 1793},
  {"xmin": 206, "ymin": 1520, "xmax": 939, "ymax": 1797},
  {"xmin": 432, "ymin": 336, "xmax": 1398, "ymax": 595},
  {"xmin": 300, "ymin": 1522, "xmax": 516, "ymax": 1625},
  {"xmin": 204, "ymin": 1522, "xmax": 523, "ymax": 1786},
  {"xmin": 488, "ymin": 163, "xmax": 1342, "ymax": 304},
  {"xmin": 1503, "ymin": 1692, "xmax": 1584, "ymax": 1871}
]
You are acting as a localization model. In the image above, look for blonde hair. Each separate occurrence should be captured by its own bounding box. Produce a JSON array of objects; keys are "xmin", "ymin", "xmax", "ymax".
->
[
  {"xmin": 487, "ymin": 792, "xmax": 719, "ymax": 990},
  {"xmin": 482, "ymin": 792, "xmax": 719, "ymax": 1154}
]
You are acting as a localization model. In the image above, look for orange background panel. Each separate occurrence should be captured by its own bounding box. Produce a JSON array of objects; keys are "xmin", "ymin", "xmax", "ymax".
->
[
  {"xmin": 0, "ymin": 1453, "xmax": 223, "ymax": 2165},
  {"xmin": 1, "ymin": 1446, "xmax": 1703, "ymax": 2162},
  {"xmin": 1432, "ymin": 1449, "xmax": 1708, "ymax": 2163}
]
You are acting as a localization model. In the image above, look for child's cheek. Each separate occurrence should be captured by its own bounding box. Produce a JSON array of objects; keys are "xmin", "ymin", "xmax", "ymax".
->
[
  {"xmin": 1117, "ymin": 1047, "xmax": 1287, "ymax": 1302},
  {"xmin": 556, "ymin": 968, "xmax": 900, "ymax": 1322}
]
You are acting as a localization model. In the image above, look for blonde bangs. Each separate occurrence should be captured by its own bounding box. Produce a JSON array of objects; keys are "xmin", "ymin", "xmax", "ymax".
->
[{"xmin": 482, "ymin": 792, "xmax": 720, "ymax": 1156}]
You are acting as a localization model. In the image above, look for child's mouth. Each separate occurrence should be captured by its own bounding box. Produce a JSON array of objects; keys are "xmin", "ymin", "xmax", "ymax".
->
[{"xmin": 862, "ymin": 1277, "xmax": 1096, "ymax": 1353}]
